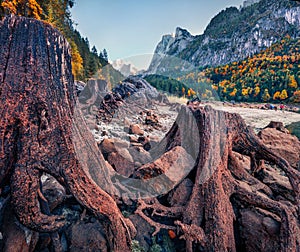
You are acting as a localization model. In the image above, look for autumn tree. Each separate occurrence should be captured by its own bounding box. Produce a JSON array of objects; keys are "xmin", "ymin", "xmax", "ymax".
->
[
  {"xmin": 288, "ymin": 75, "xmax": 298, "ymax": 89},
  {"xmin": 280, "ymin": 89, "xmax": 288, "ymax": 100},
  {"xmin": 70, "ymin": 40, "xmax": 83, "ymax": 80},
  {"xmin": 273, "ymin": 91, "xmax": 281, "ymax": 100},
  {"xmin": 1, "ymin": 0, "xmax": 42, "ymax": 19}
]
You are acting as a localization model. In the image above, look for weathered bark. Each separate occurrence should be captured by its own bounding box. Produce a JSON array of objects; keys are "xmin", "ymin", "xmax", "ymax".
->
[
  {"xmin": 0, "ymin": 16, "xmax": 133, "ymax": 251},
  {"xmin": 136, "ymin": 104, "xmax": 300, "ymax": 251},
  {"xmin": 1, "ymin": 15, "xmax": 299, "ymax": 252}
]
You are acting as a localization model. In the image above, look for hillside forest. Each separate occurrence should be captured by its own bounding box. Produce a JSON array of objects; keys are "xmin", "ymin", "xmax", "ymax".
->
[
  {"xmin": 146, "ymin": 37, "xmax": 300, "ymax": 103},
  {"xmin": 0, "ymin": 0, "xmax": 109, "ymax": 81}
]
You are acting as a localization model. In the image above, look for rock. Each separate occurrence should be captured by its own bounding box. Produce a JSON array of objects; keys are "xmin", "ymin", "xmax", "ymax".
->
[
  {"xmin": 134, "ymin": 146, "xmax": 194, "ymax": 183},
  {"xmin": 128, "ymin": 215, "xmax": 153, "ymax": 251},
  {"xmin": 66, "ymin": 219, "xmax": 108, "ymax": 252},
  {"xmin": 258, "ymin": 128, "xmax": 300, "ymax": 167},
  {"xmin": 99, "ymin": 139, "xmax": 117, "ymax": 157},
  {"xmin": 74, "ymin": 81, "xmax": 86, "ymax": 95},
  {"xmin": 167, "ymin": 178, "xmax": 194, "ymax": 207},
  {"xmin": 113, "ymin": 76, "xmax": 159, "ymax": 100},
  {"xmin": 129, "ymin": 135, "xmax": 139, "ymax": 143},
  {"xmin": 2, "ymin": 204, "xmax": 39, "ymax": 252},
  {"xmin": 41, "ymin": 174, "xmax": 66, "ymax": 210},
  {"xmin": 107, "ymin": 152, "xmax": 135, "ymax": 177},
  {"xmin": 137, "ymin": 136, "xmax": 152, "ymax": 151},
  {"xmin": 238, "ymin": 208, "xmax": 280, "ymax": 252},
  {"xmin": 128, "ymin": 147, "xmax": 153, "ymax": 166},
  {"xmin": 129, "ymin": 124, "xmax": 144, "ymax": 136},
  {"xmin": 99, "ymin": 138, "xmax": 132, "ymax": 162},
  {"xmin": 256, "ymin": 164, "xmax": 294, "ymax": 201},
  {"xmin": 147, "ymin": 1, "xmax": 300, "ymax": 73},
  {"xmin": 264, "ymin": 121, "xmax": 289, "ymax": 133}
]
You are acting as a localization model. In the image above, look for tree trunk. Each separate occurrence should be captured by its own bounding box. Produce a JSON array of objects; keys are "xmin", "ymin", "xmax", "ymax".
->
[
  {"xmin": 0, "ymin": 16, "xmax": 133, "ymax": 251},
  {"xmin": 136, "ymin": 104, "xmax": 300, "ymax": 251}
]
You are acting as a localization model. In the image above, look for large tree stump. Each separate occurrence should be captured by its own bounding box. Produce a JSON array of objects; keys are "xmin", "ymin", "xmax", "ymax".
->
[
  {"xmin": 1, "ymin": 15, "xmax": 299, "ymax": 252},
  {"xmin": 0, "ymin": 16, "xmax": 134, "ymax": 251},
  {"xmin": 135, "ymin": 104, "xmax": 300, "ymax": 252}
]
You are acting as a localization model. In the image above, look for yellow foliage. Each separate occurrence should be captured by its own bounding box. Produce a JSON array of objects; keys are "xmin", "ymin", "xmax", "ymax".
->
[
  {"xmin": 262, "ymin": 89, "xmax": 271, "ymax": 102},
  {"xmin": 288, "ymin": 75, "xmax": 298, "ymax": 89},
  {"xmin": 280, "ymin": 89, "xmax": 288, "ymax": 100},
  {"xmin": 273, "ymin": 91, "xmax": 281, "ymax": 100},
  {"xmin": 1, "ymin": 0, "xmax": 42, "ymax": 19},
  {"xmin": 27, "ymin": 0, "xmax": 43, "ymax": 19},
  {"xmin": 242, "ymin": 88, "xmax": 248, "ymax": 96},
  {"xmin": 254, "ymin": 86, "xmax": 260, "ymax": 96},
  {"xmin": 212, "ymin": 85, "xmax": 218, "ymax": 91},
  {"xmin": 1, "ymin": 0, "xmax": 17, "ymax": 14},
  {"xmin": 187, "ymin": 88, "xmax": 196, "ymax": 97},
  {"xmin": 70, "ymin": 41, "xmax": 83, "ymax": 80},
  {"xmin": 229, "ymin": 88, "xmax": 237, "ymax": 97}
]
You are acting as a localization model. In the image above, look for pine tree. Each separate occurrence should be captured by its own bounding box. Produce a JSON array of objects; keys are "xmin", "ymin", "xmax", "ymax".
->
[{"xmin": 102, "ymin": 48, "xmax": 108, "ymax": 61}]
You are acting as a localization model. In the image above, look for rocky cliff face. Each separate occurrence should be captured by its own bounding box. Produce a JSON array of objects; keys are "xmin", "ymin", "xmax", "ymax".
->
[{"xmin": 148, "ymin": 0, "xmax": 300, "ymax": 74}]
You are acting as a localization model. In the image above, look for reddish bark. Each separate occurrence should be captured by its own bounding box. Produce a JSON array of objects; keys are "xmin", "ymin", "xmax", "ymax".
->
[
  {"xmin": 0, "ymin": 16, "xmax": 133, "ymax": 251},
  {"xmin": 136, "ymin": 104, "xmax": 300, "ymax": 251},
  {"xmin": 0, "ymin": 15, "xmax": 299, "ymax": 252}
]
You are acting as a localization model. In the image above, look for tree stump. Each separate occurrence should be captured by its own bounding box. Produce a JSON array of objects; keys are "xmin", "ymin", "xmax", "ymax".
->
[
  {"xmin": 136, "ymin": 104, "xmax": 300, "ymax": 251},
  {"xmin": 0, "ymin": 16, "xmax": 134, "ymax": 251},
  {"xmin": 0, "ymin": 15, "xmax": 299, "ymax": 252}
]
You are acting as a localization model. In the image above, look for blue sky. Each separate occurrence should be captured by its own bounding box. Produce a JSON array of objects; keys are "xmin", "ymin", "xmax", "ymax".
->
[{"xmin": 72, "ymin": 0, "xmax": 244, "ymax": 69}]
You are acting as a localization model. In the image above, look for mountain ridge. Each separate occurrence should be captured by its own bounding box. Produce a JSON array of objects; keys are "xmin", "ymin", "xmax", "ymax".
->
[{"xmin": 148, "ymin": 0, "xmax": 300, "ymax": 74}]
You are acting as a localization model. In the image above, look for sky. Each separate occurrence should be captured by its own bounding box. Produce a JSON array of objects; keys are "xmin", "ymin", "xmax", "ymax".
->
[{"xmin": 71, "ymin": 0, "xmax": 244, "ymax": 69}]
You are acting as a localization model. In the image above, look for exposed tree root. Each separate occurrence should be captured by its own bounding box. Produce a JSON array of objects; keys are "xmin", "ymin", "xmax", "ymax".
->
[
  {"xmin": 134, "ymin": 104, "xmax": 300, "ymax": 251},
  {"xmin": 0, "ymin": 16, "xmax": 134, "ymax": 252}
]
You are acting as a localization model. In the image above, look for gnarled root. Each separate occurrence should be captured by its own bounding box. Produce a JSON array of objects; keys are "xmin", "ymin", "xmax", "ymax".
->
[
  {"xmin": 11, "ymin": 165, "xmax": 65, "ymax": 233},
  {"xmin": 62, "ymin": 160, "xmax": 135, "ymax": 252}
]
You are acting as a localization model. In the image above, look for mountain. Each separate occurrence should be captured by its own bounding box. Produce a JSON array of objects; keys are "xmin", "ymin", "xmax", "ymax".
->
[
  {"xmin": 179, "ymin": 37, "xmax": 299, "ymax": 102},
  {"xmin": 112, "ymin": 59, "xmax": 139, "ymax": 77},
  {"xmin": 148, "ymin": 0, "xmax": 300, "ymax": 74}
]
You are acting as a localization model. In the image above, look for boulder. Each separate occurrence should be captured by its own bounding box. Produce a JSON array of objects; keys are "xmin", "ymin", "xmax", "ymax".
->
[
  {"xmin": 66, "ymin": 219, "xmax": 108, "ymax": 252},
  {"xmin": 41, "ymin": 174, "xmax": 66, "ymax": 211},
  {"xmin": 129, "ymin": 124, "xmax": 144, "ymax": 136},
  {"xmin": 264, "ymin": 121, "xmax": 289, "ymax": 133},
  {"xmin": 2, "ymin": 204, "xmax": 39, "ymax": 252},
  {"xmin": 107, "ymin": 152, "xmax": 135, "ymax": 177},
  {"xmin": 134, "ymin": 146, "xmax": 194, "ymax": 183},
  {"xmin": 99, "ymin": 139, "xmax": 117, "ymax": 158},
  {"xmin": 238, "ymin": 208, "xmax": 280, "ymax": 252},
  {"xmin": 258, "ymin": 128, "xmax": 300, "ymax": 167}
]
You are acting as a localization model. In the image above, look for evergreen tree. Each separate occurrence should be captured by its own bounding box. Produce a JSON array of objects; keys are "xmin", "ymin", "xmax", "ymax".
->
[{"xmin": 102, "ymin": 48, "xmax": 108, "ymax": 61}]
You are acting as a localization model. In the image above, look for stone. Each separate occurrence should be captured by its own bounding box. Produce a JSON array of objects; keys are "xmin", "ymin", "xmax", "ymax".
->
[
  {"xmin": 134, "ymin": 146, "xmax": 194, "ymax": 183},
  {"xmin": 2, "ymin": 204, "xmax": 39, "ymax": 252},
  {"xmin": 66, "ymin": 219, "xmax": 108, "ymax": 252},
  {"xmin": 129, "ymin": 124, "xmax": 144, "ymax": 136},
  {"xmin": 107, "ymin": 152, "xmax": 135, "ymax": 177},
  {"xmin": 41, "ymin": 174, "xmax": 66, "ymax": 211},
  {"xmin": 238, "ymin": 209, "xmax": 280, "ymax": 252},
  {"xmin": 258, "ymin": 127, "xmax": 300, "ymax": 168}
]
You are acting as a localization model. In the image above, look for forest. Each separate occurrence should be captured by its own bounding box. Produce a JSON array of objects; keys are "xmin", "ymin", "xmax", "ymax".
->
[
  {"xmin": 150, "ymin": 36, "xmax": 300, "ymax": 103},
  {"xmin": 0, "ymin": 0, "xmax": 108, "ymax": 81},
  {"xmin": 204, "ymin": 36, "xmax": 300, "ymax": 103}
]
